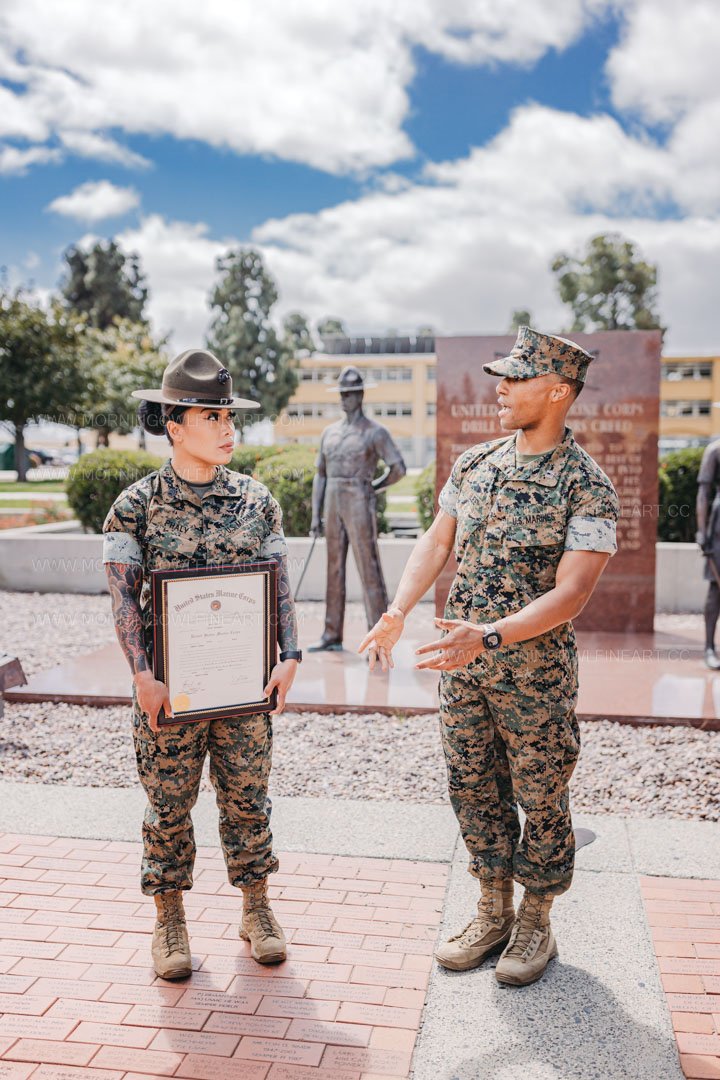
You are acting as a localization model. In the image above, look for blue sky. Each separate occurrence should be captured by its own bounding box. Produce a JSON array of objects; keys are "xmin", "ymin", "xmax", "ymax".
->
[{"xmin": 1, "ymin": 0, "xmax": 718, "ymax": 353}]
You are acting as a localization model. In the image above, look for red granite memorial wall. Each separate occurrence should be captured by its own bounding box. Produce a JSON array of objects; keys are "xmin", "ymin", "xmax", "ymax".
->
[{"xmin": 435, "ymin": 331, "xmax": 662, "ymax": 632}]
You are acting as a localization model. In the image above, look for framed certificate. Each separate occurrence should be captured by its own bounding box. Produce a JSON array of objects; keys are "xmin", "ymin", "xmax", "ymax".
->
[{"xmin": 150, "ymin": 561, "xmax": 278, "ymax": 726}]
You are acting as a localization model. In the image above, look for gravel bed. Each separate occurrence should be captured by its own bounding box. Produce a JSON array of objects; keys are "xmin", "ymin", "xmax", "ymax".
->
[{"xmin": 1, "ymin": 592, "xmax": 718, "ymax": 820}]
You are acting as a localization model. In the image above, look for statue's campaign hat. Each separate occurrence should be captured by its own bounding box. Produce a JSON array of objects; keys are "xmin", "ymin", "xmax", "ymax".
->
[
  {"xmin": 131, "ymin": 349, "xmax": 260, "ymax": 410},
  {"xmin": 483, "ymin": 326, "xmax": 593, "ymax": 383},
  {"xmin": 326, "ymin": 364, "xmax": 378, "ymax": 393}
]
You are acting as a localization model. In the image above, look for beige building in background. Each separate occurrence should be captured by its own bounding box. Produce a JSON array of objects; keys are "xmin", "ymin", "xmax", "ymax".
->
[
  {"xmin": 660, "ymin": 355, "xmax": 720, "ymax": 451},
  {"xmin": 273, "ymin": 336, "xmax": 437, "ymax": 467}
]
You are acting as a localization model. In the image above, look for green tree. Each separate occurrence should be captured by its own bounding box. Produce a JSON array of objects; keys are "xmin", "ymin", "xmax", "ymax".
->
[
  {"xmin": 282, "ymin": 311, "xmax": 316, "ymax": 355},
  {"xmin": 0, "ymin": 289, "xmax": 86, "ymax": 481},
  {"xmin": 206, "ymin": 248, "xmax": 298, "ymax": 425},
  {"xmin": 509, "ymin": 309, "xmax": 533, "ymax": 332},
  {"xmin": 657, "ymin": 447, "xmax": 703, "ymax": 543},
  {"xmin": 551, "ymin": 233, "xmax": 663, "ymax": 332},
  {"xmin": 61, "ymin": 240, "xmax": 149, "ymax": 329},
  {"xmin": 317, "ymin": 317, "xmax": 346, "ymax": 344},
  {"xmin": 76, "ymin": 319, "xmax": 168, "ymax": 448}
]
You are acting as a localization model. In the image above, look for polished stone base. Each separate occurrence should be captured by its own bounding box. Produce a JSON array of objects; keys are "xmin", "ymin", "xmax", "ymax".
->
[{"xmin": 5, "ymin": 605, "xmax": 718, "ymax": 726}]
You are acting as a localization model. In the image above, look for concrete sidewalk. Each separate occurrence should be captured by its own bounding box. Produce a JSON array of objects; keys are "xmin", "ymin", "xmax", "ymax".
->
[{"xmin": 1, "ymin": 780, "xmax": 717, "ymax": 1078}]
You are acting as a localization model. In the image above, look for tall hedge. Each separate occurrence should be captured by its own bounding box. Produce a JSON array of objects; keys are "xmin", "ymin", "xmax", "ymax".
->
[
  {"xmin": 415, "ymin": 460, "xmax": 436, "ymax": 532},
  {"xmin": 658, "ymin": 447, "xmax": 703, "ymax": 542},
  {"xmin": 254, "ymin": 445, "xmax": 317, "ymax": 537},
  {"xmin": 66, "ymin": 448, "xmax": 164, "ymax": 533}
]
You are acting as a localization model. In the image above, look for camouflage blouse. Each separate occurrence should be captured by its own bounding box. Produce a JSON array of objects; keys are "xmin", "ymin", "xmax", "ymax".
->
[
  {"xmin": 438, "ymin": 427, "xmax": 619, "ymax": 683},
  {"xmin": 101, "ymin": 459, "xmax": 298, "ymax": 662}
]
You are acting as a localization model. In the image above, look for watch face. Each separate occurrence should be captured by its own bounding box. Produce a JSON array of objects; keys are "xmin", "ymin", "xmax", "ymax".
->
[{"xmin": 484, "ymin": 631, "xmax": 501, "ymax": 650}]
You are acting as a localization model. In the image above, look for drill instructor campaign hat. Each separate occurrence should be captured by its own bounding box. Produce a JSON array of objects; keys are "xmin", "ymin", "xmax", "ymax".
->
[
  {"xmin": 325, "ymin": 365, "xmax": 378, "ymax": 393},
  {"xmin": 131, "ymin": 349, "xmax": 260, "ymax": 410},
  {"xmin": 483, "ymin": 326, "xmax": 593, "ymax": 383}
]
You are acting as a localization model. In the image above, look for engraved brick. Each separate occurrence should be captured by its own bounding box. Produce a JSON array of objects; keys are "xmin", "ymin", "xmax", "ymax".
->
[
  {"xmin": 264, "ymin": 1067, "xmax": 361, "ymax": 1080},
  {"xmin": 676, "ymin": 1032, "xmax": 720, "ymax": 1054},
  {"xmin": 30, "ymin": 979, "xmax": 110, "ymax": 1001},
  {"xmin": 148, "ymin": 1028, "xmax": 239, "ymax": 1056},
  {"xmin": 350, "ymin": 966, "xmax": 427, "ymax": 991},
  {"xmin": 172, "ymin": 969, "xmax": 234, "ymax": 991},
  {"xmin": 176, "ymin": 989, "xmax": 263, "ymax": 1013},
  {"xmin": 321, "ymin": 1045, "xmax": 412, "ymax": 1075},
  {"xmin": 329, "ymin": 949, "xmax": 403, "ymax": 969},
  {"xmin": 8, "ymin": 895, "xmax": 78, "ymax": 913},
  {"xmin": 124, "ymin": 1005, "xmax": 210, "ymax": 1030},
  {"xmin": 306, "ymin": 981, "xmax": 386, "ymax": 1004},
  {"xmin": 257, "ymin": 996, "xmax": 338, "ymax": 1021},
  {"xmin": 0, "ymin": 1062, "xmax": 36, "ymax": 1079},
  {"xmin": 90, "ymin": 1046, "xmax": 184, "ymax": 1075},
  {"xmin": 0, "ymin": 993, "xmax": 56, "ymax": 1015},
  {"xmin": 666, "ymin": 993, "xmax": 717, "ymax": 1013},
  {"xmin": 291, "ymin": 930, "xmax": 364, "ymax": 950},
  {"xmin": 0, "ymin": 940, "xmax": 65, "ymax": 960},
  {"xmin": 68, "ymin": 1022, "xmax": 156, "ymax": 1049},
  {"xmin": 0, "ymin": 975, "xmax": 37, "ymax": 994},
  {"xmin": 58, "ymin": 946, "xmax": 136, "ymax": 966},
  {"xmin": 11, "ymin": 958, "xmax": 90, "ymax": 980},
  {"xmin": 32, "ymin": 1069, "xmax": 123, "ymax": 1080},
  {"xmin": 0, "ymin": 1015, "xmax": 77, "ymax": 1039},
  {"xmin": 47, "ymin": 927, "xmax": 122, "ymax": 947},
  {"xmin": 81, "ymin": 964, "xmax": 155, "ymax": 986},
  {"xmin": 337, "ymin": 1002, "xmax": 421, "ymax": 1029},
  {"xmin": 173, "ymin": 1052, "xmax": 270, "ymax": 1079},
  {"xmin": 235, "ymin": 1036, "xmax": 323, "ymax": 1066},
  {"xmin": 1, "ymin": 1039, "xmax": 98, "ymax": 1066},
  {"xmin": 204, "ymin": 1012, "xmax": 290, "ymax": 1038},
  {"xmin": 287, "ymin": 1018, "xmax": 371, "ymax": 1046},
  {"xmin": 101, "ymin": 984, "xmax": 185, "ymax": 1007},
  {"xmin": 45, "ymin": 999, "xmax": 131, "ymax": 1024},
  {"xmin": 228, "ymin": 976, "xmax": 308, "ymax": 998}
]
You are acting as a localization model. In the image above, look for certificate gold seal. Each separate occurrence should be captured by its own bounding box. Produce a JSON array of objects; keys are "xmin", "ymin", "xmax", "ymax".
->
[{"xmin": 173, "ymin": 693, "xmax": 191, "ymax": 712}]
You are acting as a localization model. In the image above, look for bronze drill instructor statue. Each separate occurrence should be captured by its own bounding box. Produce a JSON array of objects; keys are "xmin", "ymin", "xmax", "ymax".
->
[{"xmin": 309, "ymin": 366, "xmax": 406, "ymax": 651}]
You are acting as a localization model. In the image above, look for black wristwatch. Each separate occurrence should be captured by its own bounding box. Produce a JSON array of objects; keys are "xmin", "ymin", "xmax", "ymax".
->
[
  {"xmin": 279, "ymin": 650, "xmax": 303, "ymax": 663},
  {"xmin": 482, "ymin": 625, "xmax": 503, "ymax": 651}
]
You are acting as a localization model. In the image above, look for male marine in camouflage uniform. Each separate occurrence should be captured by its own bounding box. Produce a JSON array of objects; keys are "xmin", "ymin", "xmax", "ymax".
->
[{"xmin": 360, "ymin": 328, "xmax": 619, "ymax": 986}]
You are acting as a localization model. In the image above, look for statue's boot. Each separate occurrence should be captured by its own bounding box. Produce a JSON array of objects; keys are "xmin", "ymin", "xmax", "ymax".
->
[
  {"xmin": 307, "ymin": 637, "xmax": 343, "ymax": 652},
  {"xmin": 705, "ymin": 648, "xmax": 720, "ymax": 670}
]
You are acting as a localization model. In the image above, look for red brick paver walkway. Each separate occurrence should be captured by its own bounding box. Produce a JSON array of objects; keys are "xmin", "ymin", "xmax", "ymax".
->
[
  {"xmin": 641, "ymin": 875, "xmax": 720, "ymax": 1080},
  {"xmin": 0, "ymin": 832, "xmax": 448, "ymax": 1079}
]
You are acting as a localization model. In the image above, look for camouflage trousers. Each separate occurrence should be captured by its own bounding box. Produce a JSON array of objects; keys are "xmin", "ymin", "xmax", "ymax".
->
[
  {"xmin": 439, "ymin": 667, "xmax": 580, "ymax": 897},
  {"xmin": 132, "ymin": 684, "xmax": 279, "ymax": 895}
]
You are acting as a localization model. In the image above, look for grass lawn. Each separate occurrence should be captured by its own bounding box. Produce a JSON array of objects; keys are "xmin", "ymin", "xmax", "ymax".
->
[
  {"xmin": 0, "ymin": 481, "xmax": 66, "ymax": 492},
  {"xmin": 0, "ymin": 498, "xmax": 67, "ymax": 508}
]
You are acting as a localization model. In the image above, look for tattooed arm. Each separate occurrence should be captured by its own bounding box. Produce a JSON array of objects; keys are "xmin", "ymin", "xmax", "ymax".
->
[
  {"xmin": 105, "ymin": 561, "xmax": 149, "ymax": 675},
  {"xmin": 104, "ymin": 562, "xmax": 173, "ymax": 731}
]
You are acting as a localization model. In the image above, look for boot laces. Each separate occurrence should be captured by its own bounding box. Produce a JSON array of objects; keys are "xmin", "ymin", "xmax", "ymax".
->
[
  {"xmin": 157, "ymin": 895, "xmax": 186, "ymax": 957},
  {"xmin": 506, "ymin": 900, "xmax": 546, "ymax": 960},
  {"xmin": 244, "ymin": 881, "xmax": 280, "ymax": 939}
]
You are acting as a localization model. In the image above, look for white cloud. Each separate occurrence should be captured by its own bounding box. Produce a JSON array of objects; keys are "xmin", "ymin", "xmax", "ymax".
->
[
  {"xmin": 59, "ymin": 131, "xmax": 151, "ymax": 170},
  {"xmin": 104, "ymin": 99, "xmax": 718, "ymax": 355},
  {"xmin": 47, "ymin": 180, "xmax": 140, "ymax": 222},
  {"xmin": 0, "ymin": 0, "xmax": 611, "ymax": 175},
  {"xmin": 0, "ymin": 143, "xmax": 60, "ymax": 174},
  {"xmin": 607, "ymin": 0, "xmax": 720, "ymax": 125}
]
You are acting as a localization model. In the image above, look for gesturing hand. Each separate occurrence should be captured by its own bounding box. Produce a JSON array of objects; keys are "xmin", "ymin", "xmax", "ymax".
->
[
  {"xmin": 357, "ymin": 607, "xmax": 405, "ymax": 671},
  {"xmin": 414, "ymin": 617, "xmax": 486, "ymax": 672}
]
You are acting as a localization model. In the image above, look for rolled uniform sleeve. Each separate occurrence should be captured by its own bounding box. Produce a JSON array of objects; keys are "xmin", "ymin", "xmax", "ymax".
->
[
  {"xmin": 101, "ymin": 491, "xmax": 146, "ymax": 566},
  {"xmin": 439, "ymin": 449, "xmax": 474, "ymax": 519},
  {"xmin": 565, "ymin": 480, "xmax": 620, "ymax": 556}
]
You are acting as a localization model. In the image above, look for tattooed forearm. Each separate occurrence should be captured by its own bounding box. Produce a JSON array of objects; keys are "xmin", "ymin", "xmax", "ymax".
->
[
  {"xmin": 276, "ymin": 554, "xmax": 299, "ymax": 653},
  {"xmin": 105, "ymin": 562, "xmax": 149, "ymax": 675}
]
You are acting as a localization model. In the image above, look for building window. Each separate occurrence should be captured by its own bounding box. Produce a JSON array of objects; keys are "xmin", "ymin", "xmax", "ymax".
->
[
  {"xmin": 661, "ymin": 400, "xmax": 712, "ymax": 418},
  {"xmin": 664, "ymin": 362, "xmax": 713, "ymax": 381},
  {"xmin": 426, "ymin": 403, "xmax": 436, "ymax": 417}
]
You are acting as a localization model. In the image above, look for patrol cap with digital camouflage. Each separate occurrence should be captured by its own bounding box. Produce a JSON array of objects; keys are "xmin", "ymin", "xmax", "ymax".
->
[{"xmin": 483, "ymin": 326, "xmax": 593, "ymax": 382}]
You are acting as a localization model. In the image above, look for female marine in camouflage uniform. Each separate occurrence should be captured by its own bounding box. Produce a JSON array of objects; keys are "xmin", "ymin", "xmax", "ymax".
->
[{"xmin": 102, "ymin": 349, "xmax": 301, "ymax": 979}]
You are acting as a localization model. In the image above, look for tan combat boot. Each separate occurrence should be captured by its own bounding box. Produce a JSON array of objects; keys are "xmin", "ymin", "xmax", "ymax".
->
[
  {"xmin": 151, "ymin": 891, "xmax": 192, "ymax": 980},
  {"xmin": 240, "ymin": 878, "xmax": 287, "ymax": 964},
  {"xmin": 495, "ymin": 890, "xmax": 557, "ymax": 987},
  {"xmin": 435, "ymin": 878, "xmax": 515, "ymax": 971}
]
